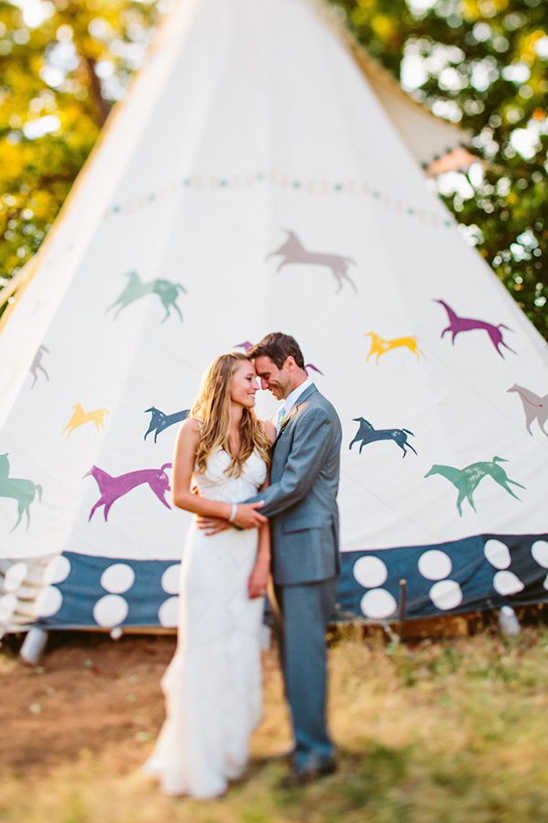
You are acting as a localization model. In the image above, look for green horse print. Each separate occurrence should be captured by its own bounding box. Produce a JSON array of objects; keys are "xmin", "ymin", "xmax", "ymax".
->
[
  {"xmin": 425, "ymin": 456, "xmax": 525, "ymax": 516},
  {"xmin": 0, "ymin": 453, "xmax": 43, "ymax": 532},
  {"xmin": 106, "ymin": 271, "xmax": 187, "ymax": 322}
]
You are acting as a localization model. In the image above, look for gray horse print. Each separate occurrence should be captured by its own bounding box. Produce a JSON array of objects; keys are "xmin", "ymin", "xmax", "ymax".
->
[
  {"xmin": 30, "ymin": 345, "xmax": 50, "ymax": 388},
  {"xmin": 425, "ymin": 456, "xmax": 525, "ymax": 516},
  {"xmin": 0, "ymin": 453, "xmax": 43, "ymax": 532},
  {"xmin": 106, "ymin": 271, "xmax": 187, "ymax": 322},
  {"xmin": 267, "ymin": 229, "xmax": 357, "ymax": 294},
  {"xmin": 507, "ymin": 384, "xmax": 548, "ymax": 437},
  {"xmin": 350, "ymin": 417, "xmax": 417, "ymax": 458}
]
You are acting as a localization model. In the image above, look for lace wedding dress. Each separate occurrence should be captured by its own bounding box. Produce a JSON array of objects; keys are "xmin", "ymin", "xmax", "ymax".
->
[{"xmin": 144, "ymin": 448, "xmax": 267, "ymax": 798}]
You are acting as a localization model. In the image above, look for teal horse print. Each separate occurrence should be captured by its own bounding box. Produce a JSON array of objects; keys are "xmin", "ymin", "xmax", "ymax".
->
[
  {"xmin": 0, "ymin": 453, "xmax": 43, "ymax": 531},
  {"xmin": 425, "ymin": 456, "xmax": 525, "ymax": 516},
  {"xmin": 106, "ymin": 271, "xmax": 187, "ymax": 322}
]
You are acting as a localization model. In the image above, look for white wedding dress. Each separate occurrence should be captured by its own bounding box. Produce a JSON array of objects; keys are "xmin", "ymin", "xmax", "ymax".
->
[{"xmin": 144, "ymin": 448, "xmax": 267, "ymax": 798}]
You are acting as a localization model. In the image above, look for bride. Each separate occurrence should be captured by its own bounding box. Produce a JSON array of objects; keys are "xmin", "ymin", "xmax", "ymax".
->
[{"xmin": 144, "ymin": 352, "xmax": 275, "ymax": 798}]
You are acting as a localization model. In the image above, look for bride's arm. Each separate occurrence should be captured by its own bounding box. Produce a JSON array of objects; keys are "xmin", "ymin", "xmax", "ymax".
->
[
  {"xmin": 248, "ymin": 521, "xmax": 271, "ymax": 599},
  {"xmin": 195, "ymin": 419, "xmax": 276, "ymax": 534},
  {"xmin": 248, "ymin": 475, "xmax": 272, "ymax": 599},
  {"xmin": 172, "ymin": 418, "xmax": 266, "ymax": 527}
]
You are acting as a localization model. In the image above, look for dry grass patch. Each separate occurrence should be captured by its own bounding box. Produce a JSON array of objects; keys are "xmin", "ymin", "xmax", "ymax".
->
[{"xmin": 3, "ymin": 626, "xmax": 548, "ymax": 822}]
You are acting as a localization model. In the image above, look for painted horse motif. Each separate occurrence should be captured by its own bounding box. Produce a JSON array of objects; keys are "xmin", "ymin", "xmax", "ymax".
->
[
  {"xmin": 84, "ymin": 463, "xmax": 172, "ymax": 521},
  {"xmin": 435, "ymin": 299, "xmax": 516, "ymax": 357},
  {"xmin": 0, "ymin": 453, "xmax": 43, "ymax": 532},
  {"xmin": 106, "ymin": 271, "xmax": 187, "ymax": 322},
  {"xmin": 62, "ymin": 403, "xmax": 109, "ymax": 437},
  {"xmin": 266, "ymin": 229, "xmax": 357, "ymax": 294},
  {"xmin": 425, "ymin": 456, "xmax": 525, "ymax": 516},
  {"xmin": 144, "ymin": 407, "xmax": 189, "ymax": 443},
  {"xmin": 349, "ymin": 417, "xmax": 417, "ymax": 458},
  {"xmin": 365, "ymin": 331, "xmax": 424, "ymax": 364},
  {"xmin": 234, "ymin": 340, "xmax": 324, "ymax": 375},
  {"xmin": 30, "ymin": 344, "xmax": 50, "ymax": 388},
  {"xmin": 507, "ymin": 384, "xmax": 548, "ymax": 437}
]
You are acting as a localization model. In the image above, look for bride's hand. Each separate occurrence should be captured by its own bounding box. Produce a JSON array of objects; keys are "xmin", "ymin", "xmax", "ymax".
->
[
  {"xmin": 196, "ymin": 515, "xmax": 230, "ymax": 535},
  {"xmin": 197, "ymin": 503, "xmax": 266, "ymax": 534},
  {"xmin": 248, "ymin": 564, "xmax": 269, "ymax": 599}
]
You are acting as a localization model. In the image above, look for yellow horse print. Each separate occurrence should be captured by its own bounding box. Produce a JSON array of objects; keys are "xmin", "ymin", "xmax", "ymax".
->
[
  {"xmin": 62, "ymin": 403, "xmax": 110, "ymax": 437},
  {"xmin": 365, "ymin": 331, "xmax": 425, "ymax": 364}
]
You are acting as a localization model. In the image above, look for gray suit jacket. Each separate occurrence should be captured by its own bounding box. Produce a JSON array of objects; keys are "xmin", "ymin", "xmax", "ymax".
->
[{"xmin": 247, "ymin": 383, "xmax": 342, "ymax": 585}]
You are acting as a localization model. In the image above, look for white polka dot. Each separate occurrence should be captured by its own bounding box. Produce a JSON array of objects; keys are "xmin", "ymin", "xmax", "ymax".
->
[
  {"xmin": 4, "ymin": 562, "xmax": 27, "ymax": 592},
  {"xmin": 532, "ymin": 540, "xmax": 548, "ymax": 569},
  {"xmin": 93, "ymin": 594, "xmax": 128, "ymax": 627},
  {"xmin": 353, "ymin": 557, "xmax": 388, "ymax": 589},
  {"xmin": 493, "ymin": 571, "xmax": 524, "ymax": 597},
  {"xmin": 159, "ymin": 596, "xmax": 179, "ymax": 628},
  {"xmin": 418, "ymin": 550, "xmax": 452, "ymax": 581},
  {"xmin": 101, "ymin": 564, "xmax": 135, "ymax": 594},
  {"xmin": 161, "ymin": 564, "xmax": 181, "ymax": 595},
  {"xmin": 43, "ymin": 555, "xmax": 71, "ymax": 585},
  {"xmin": 484, "ymin": 540, "xmax": 511, "ymax": 570},
  {"xmin": 0, "ymin": 593, "xmax": 18, "ymax": 623},
  {"xmin": 429, "ymin": 580, "xmax": 463, "ymax": 611},
  {"xmin": 360, "ymin": 588, "xmax": 397, "ymax": 620},
  {"xmin": 34, "ymin": 586, "xmax": 63, "ymax": 618}
]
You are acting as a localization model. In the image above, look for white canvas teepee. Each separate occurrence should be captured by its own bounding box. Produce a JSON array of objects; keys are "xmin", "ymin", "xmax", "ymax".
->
[{"xmin": 1, "ymin": 0, "xmax": 548, "ymax": 633}]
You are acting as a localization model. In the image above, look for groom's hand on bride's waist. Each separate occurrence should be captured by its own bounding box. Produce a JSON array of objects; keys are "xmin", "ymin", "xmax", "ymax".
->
[
  {"xmin": 197, "ymin": 502, "xmax": 267, "ymax": 535},
  {"xmin": 234, "ymin": 502, "xmax": 267, "ymax": 529}
]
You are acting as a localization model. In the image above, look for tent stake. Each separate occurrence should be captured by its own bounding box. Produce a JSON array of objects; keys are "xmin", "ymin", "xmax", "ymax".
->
[
  {"xmin": 20, "ymin": 627, "xmax": 49, "ymax": 665},
  {"xmin": 398, "ymin": 578, "xmax": 407, "ymax": 624}
]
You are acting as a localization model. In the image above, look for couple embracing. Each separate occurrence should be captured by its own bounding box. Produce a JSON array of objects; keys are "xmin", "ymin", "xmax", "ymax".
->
[{"xmin": 144, "ymin": 332, "xmax": 342, "ymax": 798}]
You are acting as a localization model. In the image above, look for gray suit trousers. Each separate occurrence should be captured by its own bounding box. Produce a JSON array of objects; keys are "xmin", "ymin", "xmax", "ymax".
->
[{"xmin": 273, "ymin": 576, "xmax": 337, "ymax": 770}]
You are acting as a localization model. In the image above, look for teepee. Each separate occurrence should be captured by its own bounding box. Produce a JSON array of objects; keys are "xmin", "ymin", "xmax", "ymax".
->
[{"xmin": 1, "ymin": 0, "xmax": 548, "ymax": 635}]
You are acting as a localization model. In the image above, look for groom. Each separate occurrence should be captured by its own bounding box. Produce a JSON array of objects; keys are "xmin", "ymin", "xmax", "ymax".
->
[{"xmin": 248, "ymin": 332, "xmax": 342, "ymax": 784}]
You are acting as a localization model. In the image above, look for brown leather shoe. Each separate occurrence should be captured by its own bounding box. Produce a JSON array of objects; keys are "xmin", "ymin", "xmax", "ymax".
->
[{"xmin": 278, "ymin": 759, "xmax": 337, "ymax": 790}]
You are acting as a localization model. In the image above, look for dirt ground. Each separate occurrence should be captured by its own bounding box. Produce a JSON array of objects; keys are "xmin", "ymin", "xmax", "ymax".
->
[
  {"xmin": 4, "ymin": 628, "xmax": 548, "ymax": 823},
  {"xmin": 1, "ymin": 633, "xmax": 289, "ymax": 781}
]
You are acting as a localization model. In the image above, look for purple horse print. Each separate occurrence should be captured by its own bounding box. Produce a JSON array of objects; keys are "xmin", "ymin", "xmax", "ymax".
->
[
  {"xmin": 267, "ymin": 229, "xmax": 357, "ymax": 294},
  {"xmin": 84, "ymin": 463, "xmax": 172, "ymax": 521},
  {"xmin": 435, "ymin": 299, "xmax": 516, "ymax": 358},
  {"xmin": 234, "ymin": 340, "xmax": 324, "ymax": 375},
  {"xmin": 234, "ymin": 341, "xmax": 254, "ymax": 353}
]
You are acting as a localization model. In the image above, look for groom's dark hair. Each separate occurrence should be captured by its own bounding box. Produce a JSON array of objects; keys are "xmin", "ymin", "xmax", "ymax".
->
[{"xmin": 248, "ymin": 333, "xmax": 305, "ymax": 370}]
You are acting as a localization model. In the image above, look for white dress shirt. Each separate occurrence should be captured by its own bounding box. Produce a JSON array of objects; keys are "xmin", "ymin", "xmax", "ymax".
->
[{"xmin": 275, "ymin": 378, "xmax": 312, "ymax": 434}]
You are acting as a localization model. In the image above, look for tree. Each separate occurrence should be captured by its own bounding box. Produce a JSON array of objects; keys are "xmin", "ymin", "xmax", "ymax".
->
[
  {"xmin": 332, "ymin": 0, "xmax": 548, "ymax": 338},
  {"xmin": 0, "ymin": 0, "xmax": 161, "ymax": 293}
]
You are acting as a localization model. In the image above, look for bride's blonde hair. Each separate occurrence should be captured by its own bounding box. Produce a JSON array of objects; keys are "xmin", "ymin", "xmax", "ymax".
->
[{"xmin": 192, "ymin": 352, "xmax": 271, "ymax": 477}]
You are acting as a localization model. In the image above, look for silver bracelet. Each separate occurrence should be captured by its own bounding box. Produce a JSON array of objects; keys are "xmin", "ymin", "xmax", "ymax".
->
[{"xmin": 229, "ymin": 504, "xmax": 238, "ymax": 523}]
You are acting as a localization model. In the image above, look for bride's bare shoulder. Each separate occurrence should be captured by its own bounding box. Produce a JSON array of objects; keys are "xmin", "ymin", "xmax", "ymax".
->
[
  {"xmin": 260, "ymin": 419, "xmax": 276, "ymax": 444},
  {"xmin": 177, "ymin": 416, "xmax": 202, "ymax": 443}
]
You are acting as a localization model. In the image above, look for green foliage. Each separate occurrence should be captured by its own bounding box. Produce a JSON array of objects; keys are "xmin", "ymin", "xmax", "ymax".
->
[
  {"xmin": 1, "ymin": 0, "xmax": 547, "ymax": 338},
  {"xmin": 333, "ymin": 0, "xmax": 548, "ymax": 338},
  {"xmin": 0, "ymin": 0, "xmax": 161, "ymax": 288}
]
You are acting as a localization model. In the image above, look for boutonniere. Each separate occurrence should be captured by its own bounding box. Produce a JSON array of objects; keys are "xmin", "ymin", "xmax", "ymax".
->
[{"xmin": 278, "ymin": 408, "xmax": 297, "ymax": 436}]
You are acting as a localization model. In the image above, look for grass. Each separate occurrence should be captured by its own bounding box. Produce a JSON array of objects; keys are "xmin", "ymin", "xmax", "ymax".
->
[{"xmin": 3, "ymin": 625, "xmax": 548, "ymax": 822}]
